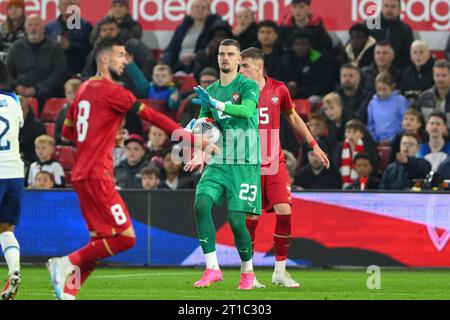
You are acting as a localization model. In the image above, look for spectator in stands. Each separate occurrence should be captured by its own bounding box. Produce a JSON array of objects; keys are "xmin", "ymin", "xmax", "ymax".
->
[
  {"xmin": 113, "ymin": 128, "xmax": 128, "ymax": 167},
  {"xmin": 0, "ymin": 0, "xmax": 26, "ymax": 57},
  {"xmin": 333, "ymin": 120, "xmax": 379, "ymax": 189},
  {"xmin": 414, "ymin": 60, "xmax": 450, "ymax": 125},
  {"xmin": 367, "ymin": 72, "xmax": 409, "ymax": 145},
  {"xmin": 417, "ymin": 111, "xmax": 450, "ymax": 172},
  {"xmin": 18, "ymin": 95, "xmax": 46, "ymax": 170},
  {"xmin": 280, "ymin": 0, "xmax": 333, "ymax": 55},
  {"xmin": 361, "ymin": 41, "xmax": 401, "ymax": 94},
  {"xmin": 283, "ymin": 149, "xmax": 298, "ymax": 186},
  {"xmin": 126, "ymin": 63, "xmax": 181, "ymax": 119},
  {"xmin": 380, "ymin": 133, "xmax": 431, "ymax": 190},
  {"xmin": 337, "ymin": 23, "xmax": 376, "ymax": 69},
  {"xmin": 232, "ymin": 7, "xmax": 258, "ymax": 50},
  {"xmin": 400, "ymin": 40, "xmax": 435, "ymax": 105},
  {"xmin": 114, "ymin": 134, "xmax": 150, "ymax": 189},
  {"xmin": 390, "ymin": 109, "xmax": 426, "ymax": 163},
  {"xmin": 336, "ymin": 64, "xmax": 372, "ymax": 123},
  {"xmin": 147, "ymin": 125, "xmax": 169, "ymax": 169},
  {"xmin": 279, "ymin": 30, "xmax": 335, "ymax": 99},
  {"xmin": 159, "ymin": 147, "xmax": 195, "ymax": 190},
  {"xmin": 28, "ymin": 135, "xmax": 65, "ymax": 188},
  {"xmin": 83, "ymin": 17, "xmax": 154, "ymax": 83},
  {"xmin": 294, "ymin": 141, "xmax": 341, "ymax": 190},
  {"xmin": 28, "ymin": 171, "xmax": 55, "ymax": 189},
  {"xmin": 181, "ymin": 67, "xmax": 219, "ymax": 126},
  {"xmin": 345, "ymin": 153, "xmax": 380, "ymax": 190},
  {"xmin": 322, "ymin": 92, "xmax": 352, "ymax": 143},
  {"xmin": 140, "ymin": 165, "xmax": 161, "ymax": 191},
  {"xmin": 256, "ymin": 20, "xmax": 284, "ymax": 78},
  {"xmin": 364, "ymin": 0, "xmax": 414, "ymax": 70},
  {"xmin": 300, "ymin": 112, "xmax": 336, "ymax": 167},
  {"xmin": 193, "ymin": 20, "xmax": 232, "ymax": 81},
  {"xmin": 45, "ymin": 0, "xmax": 93, "ymax": 76},
  {"xmin": 55, "ymin": 78, "xmax": 81, "ymax": 146},
  {"xmin": 7, "ymin": 14, "xmax": 67, "ymax": 111},
  {"xmin": 162, "ymin": 0, "xmax": 226, "ymax": 74},
  {"xmin": 90, "ymin": 0, "xmax": 142, "ymax": 44}
]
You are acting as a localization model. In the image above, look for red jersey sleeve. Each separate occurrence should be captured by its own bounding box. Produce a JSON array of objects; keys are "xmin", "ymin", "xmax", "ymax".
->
[
  {"xmin": 62, "ymin": 101, "xmax": 76, "ymax": 141},
  {"xmin": 280, "ymin": 84, "xmax": 294, "ymax": 113},
  {"xmin": 110, "ymin": 85, "xmax": 137, "ymax": 114}
]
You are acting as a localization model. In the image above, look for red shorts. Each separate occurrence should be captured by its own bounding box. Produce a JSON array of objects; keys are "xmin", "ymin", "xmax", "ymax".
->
[
  {"xmin": 261, "ymin": 162, "xmax": 292, "ymax": 212},
  {"xmin": 72, "ymin": 179, "xmax": 132, "ymax": 237}
]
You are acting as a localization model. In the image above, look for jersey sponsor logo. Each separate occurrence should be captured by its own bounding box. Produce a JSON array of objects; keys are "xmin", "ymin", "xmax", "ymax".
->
[
  {"xmin": 231, "ymin": 92, "xmax": 240, "ymax": 103},
  {"xmin": 271, "ymin": 96, "xmax": 279, "ymax": 105},
  {"xmin": 0, "ymin": 99, "xmax": 8, "ymax": 108}
]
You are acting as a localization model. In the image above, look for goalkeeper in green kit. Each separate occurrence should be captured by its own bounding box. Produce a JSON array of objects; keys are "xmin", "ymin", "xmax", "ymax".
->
[{"xmin": 184, "ymin": 39, "xmax": 260, "ymax": 290}]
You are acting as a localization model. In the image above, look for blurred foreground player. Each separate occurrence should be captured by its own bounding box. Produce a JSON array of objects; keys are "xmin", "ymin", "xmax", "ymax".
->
[
  {"xmin": 239, "ymin": 47, "xmax": 329, "ymax": 288},
  {"xmin": 47, "ymin": 37, "xmax": 216, "ymax": 300},
  {"xmin": 0, "ymin": 60, "xmax": 23, "ymax": 300}
]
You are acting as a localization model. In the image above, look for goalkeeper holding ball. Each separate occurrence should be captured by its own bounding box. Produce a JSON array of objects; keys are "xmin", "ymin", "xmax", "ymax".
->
[{"xmin": 184, "ymin": 39, "xmax": 261, "ymax": 290}]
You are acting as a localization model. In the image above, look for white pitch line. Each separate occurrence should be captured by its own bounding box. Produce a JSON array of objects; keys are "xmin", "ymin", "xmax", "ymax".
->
[{"xmin": 93, "ymin": 272, "xmax": 196, "ymax": 278}]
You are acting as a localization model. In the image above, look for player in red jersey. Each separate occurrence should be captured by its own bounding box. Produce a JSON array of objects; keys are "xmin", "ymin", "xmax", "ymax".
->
[
  {"xmin": 46, "ymin": 37, "xmax": 216, "ymax": 300},
  {"xmin": 239, "ymin": 47, "xmax": 329, "ymax": 288}
]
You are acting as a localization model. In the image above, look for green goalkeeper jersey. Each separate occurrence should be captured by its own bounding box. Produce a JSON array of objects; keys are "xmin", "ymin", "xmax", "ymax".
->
[{"xmin": 199, "ymin": 73, "xmax": 260, "ymax": 165}]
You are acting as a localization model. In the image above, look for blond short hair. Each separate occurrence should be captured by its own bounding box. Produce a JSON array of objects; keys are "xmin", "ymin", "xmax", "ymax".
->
[
  {"xmin": 323, "ymin": 92, "xmax": 342, "ymax": 107},
  {"xmin": 35, "ymin": 135, "xmax": 55, "ymax": 146},
  {"xmin": 153, "ymin": 64, "xmax": 172, "ymax": 74},
  {"xmin": 411, "ymin": 40, "xmax": 429, "ymax": 52}
]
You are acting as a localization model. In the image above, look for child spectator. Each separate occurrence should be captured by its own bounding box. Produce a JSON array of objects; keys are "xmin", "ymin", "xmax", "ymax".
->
[
  {"xmin": 345, "ymin": 153, "xmax": 380, "ymax": 190},
  {"xmin": 380, "ymin": 133, "xmax": 431, "ymax": 190},
  {"xmin": 160, "ymin": 147, "xmax": 195, "ymax": 190},
  {"xmin": 322, "ymin": 92, "xmax": 352, "ymax": 143},
  {"xmin": 114, "ymin": 134, "xmax": 149, "ymax": 189},
  {"xmin": 367, "ymin": 72, "xmax": 409, "ymax": 145},
  {"xmin": 417, "ymin": 111, "xmax": 450, "ymax": 171},
  {"xmin": 140, "ymin": 165, "xmax": 161, "ymax": 190},
  {"xmin": 28, "ymin": 135, "xmax": 65, "ymax": 188},
  {"xmin": 55, "ymin": 78, "xmax": 82, "ymax": 145},
  {"xmin": 113, "ymin": 128, "xmax": 128, "ymax": 167},
  {"xmin": 390, "ymin": 109, "xmax": 426, "ymax": 162},
  {"xmin": 333, "ymin": 120, "xmax": 379, "ymax": 189},
  {"xmin": 147, "ymin": 125, "xmax": 170, "ymax": 168},
  {"xmin": 126, "ymin": 62, "xmax": 181, "ymax": 119},
  {"xmin": 29, "ymin": 171, "xmax": 55, "ymax": 190}
]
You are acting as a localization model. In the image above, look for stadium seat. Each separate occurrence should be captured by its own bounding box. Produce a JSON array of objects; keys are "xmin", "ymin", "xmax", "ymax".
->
[
  {"xmin": 55, "ymin": 146, "xmax": 76, "ymax": 170},
  {"xmin": 65, "ymin": 170, "xmax": 72, "ymax": 188},
  {"xmin": 41, "ymin": 98, "xmax": 66, "ymax": 122},
  {"xmin": 293, "ymin": 99, "xmax": 312, "ymax": 120},
  {"xmin": 175, "ymin": 98, "xmax": 189, "ymax": 122},
  {"xmin": 26, "ymin": 97, "xmax": 39, "ymax": 117},
  {"xmin": 173, "ymin": 74, "xmax": 197, "ymax": 94},
  {"xmin": 45, "ymin": 122, "xmax": 56, "ymax": 137},
  {"xmin": 377, "ymin": 146, "xmax": 392, "ymax": 172}
]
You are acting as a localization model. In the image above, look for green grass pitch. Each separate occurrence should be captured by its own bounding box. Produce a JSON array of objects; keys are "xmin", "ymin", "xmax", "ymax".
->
[{"xmin": 9, "ymin": 266, "xmax": 450, "ymax": 300}]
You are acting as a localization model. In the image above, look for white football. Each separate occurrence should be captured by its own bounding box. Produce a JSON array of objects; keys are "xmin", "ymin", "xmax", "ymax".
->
[{"xmin": 191, "ymin": 118, "xmax": 221, "ymax": 144}]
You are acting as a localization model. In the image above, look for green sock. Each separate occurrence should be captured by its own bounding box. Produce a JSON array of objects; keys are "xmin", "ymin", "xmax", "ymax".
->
[
  {"xmin": 228, "ymin": 211, "xmax": 253, "ymax": 262},
  {"xmin": 194, "ymin": 194, "xmax": 216, "ymax": 254}
]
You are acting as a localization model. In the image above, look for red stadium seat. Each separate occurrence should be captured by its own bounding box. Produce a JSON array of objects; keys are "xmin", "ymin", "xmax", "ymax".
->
[
  {"xmin": 175, "ymin": 98, "xmax": 189, "ymax": 122},
  {"xmin": 55, "ymin": 146, "xmax": 76, "ymax": 170},
  {"xmin": 173, "ymin": 74, "xmax": 197, "ymax": 94},
  {"xmin": 26, "ymin": 98, "xmax": 39, "ymax": 117},
  {"xmin": 45, "ymin": 122, "xmax": 56, "ymax": 137},
  {"xmin": 293, "ymin": 99, "xmax": 312, "ymax": 120},
  {"xmin": 377, "ymin": 146, "xmax": 392, "ymax": 172},
  {"xmin": 41, "ymin": 98, "xmax": 66, "ymax": 122},
  {"xmin": 65, "ymin": 171, "xmax": 72, "ymax": 188}
]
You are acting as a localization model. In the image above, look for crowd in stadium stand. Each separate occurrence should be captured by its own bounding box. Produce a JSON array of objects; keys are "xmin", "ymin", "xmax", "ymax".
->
[{"xmin": 0, "ymin": 0, "xmax": 449, "ymax": 191}]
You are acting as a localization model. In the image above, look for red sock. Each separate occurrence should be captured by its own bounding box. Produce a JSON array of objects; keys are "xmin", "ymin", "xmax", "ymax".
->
[
  {"xmin": 245, "ymin": 219, "xmax": 259, "ymax": 252},
  {"xmin": 64, "ymin": 260, "xmax": 98, "ymax": 296},
  {"xmin": 274, "ymin": 215, "xmax": 292, "ymax": 261}
]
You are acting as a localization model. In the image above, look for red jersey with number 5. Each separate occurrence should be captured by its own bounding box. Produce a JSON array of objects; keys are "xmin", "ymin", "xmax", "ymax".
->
[
  {"xmin": 64, "ymin": 77, "xmax": 136, "ymax": 181},
  {"xmin": 258, "ymin": 77, "xmax": 294, "ymax": 167}
]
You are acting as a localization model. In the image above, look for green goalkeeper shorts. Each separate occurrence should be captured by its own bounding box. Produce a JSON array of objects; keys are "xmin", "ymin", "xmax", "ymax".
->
[{"xmin": 196, "ymin": 164, "xmax": 261, "ymax": 215}]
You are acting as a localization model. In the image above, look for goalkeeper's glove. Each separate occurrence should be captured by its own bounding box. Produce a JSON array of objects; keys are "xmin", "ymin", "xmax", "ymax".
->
[{"xmin": 192, "ymin": 86, "xmax": 225, "ymax": 111}]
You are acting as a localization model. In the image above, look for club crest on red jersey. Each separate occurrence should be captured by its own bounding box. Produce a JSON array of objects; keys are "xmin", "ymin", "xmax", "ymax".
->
[
  {"xmin": 271, "ymin": 96, "xmax": 279, "ymax": 105},
  {"xmin": 232, "ymin": 92, "xmax": 240, "ymax": 103}
]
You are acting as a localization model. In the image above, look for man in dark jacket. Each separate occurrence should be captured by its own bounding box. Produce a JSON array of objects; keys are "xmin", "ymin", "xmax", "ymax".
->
[
  {"xmin": 162, "ymin": 0, "xmax": 227, "ymax": 73},
  {"xmin": 45, "ymin": 0, "xmax": 93, "ymax": 76},
  {"xmin": 337, "ymin": 23, "xmax": 376, "ymax": 69},
  {"xmin": 280, "ymin": 0, "xmax": 333, "ymax": 56},
  {"xmin": 7, "ymin": 14, "xmax": 67, "ymax": 111},
  {"xmin": 279, "ymin": 30, "xmax": 336, "ymax": 99},
  {"xmin": 364, "ymin": 0, "xmax": 414, "ymax": 70},
  {"xmin": 379, "ymin": 133, "xmax": 431, "ymax": 190},
  {"xmin": 114, "ymin": 134, "xmax": 149, "ymax": 189},
  {"xmin": 255, "ymin": 20, "xmax": 285, "ymax": 79}
]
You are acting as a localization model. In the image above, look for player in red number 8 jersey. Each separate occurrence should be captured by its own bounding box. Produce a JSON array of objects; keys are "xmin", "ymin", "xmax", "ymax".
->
[
  {"xmin": 46, "ymin": 38, "xmax": 216, "ymax": 300},
  {"xmin": 239, "ymin": 48, "xmax": 329, "ymax": 288}
]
